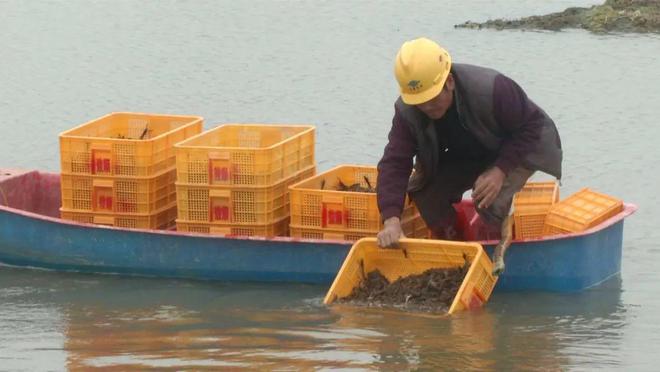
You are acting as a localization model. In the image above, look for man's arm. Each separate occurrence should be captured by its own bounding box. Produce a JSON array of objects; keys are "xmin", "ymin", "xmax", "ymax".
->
[
  {"xmin": 472, "ymin": 75, "xmax": 545, "ymax": 209},
  {"xmin": 492, "ymin": 74, "xmax": 545, "ymax": 175},
  {"xmin": 376, "ymin": 105, "xmax": 417, "ymax": 221}
]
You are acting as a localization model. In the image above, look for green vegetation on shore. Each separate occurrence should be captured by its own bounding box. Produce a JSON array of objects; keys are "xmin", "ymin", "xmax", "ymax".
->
[{"xmin": 455, "ymin": 0, "xmax": 660, "ymax": 33}]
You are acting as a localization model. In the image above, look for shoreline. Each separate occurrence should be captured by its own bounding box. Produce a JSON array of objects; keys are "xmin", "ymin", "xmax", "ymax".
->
[{"xmin": 455, "ymin": 0, "xmax": 660, "ymax": 33}]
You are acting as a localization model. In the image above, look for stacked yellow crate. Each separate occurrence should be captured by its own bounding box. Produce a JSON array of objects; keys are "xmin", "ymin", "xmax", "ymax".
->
[
  {"xmin": 512, "ymin": 181, "xmax": 560, "ymax": 239},
  {"xmin": 59, "ymin": 113, "xmax": 203, "ymax": 229},
  {"xmin": 288, "ymin": 165, "xmax": 428, "ymax": 241},
  {"xmin": 174, "ymin": 124, "xmax": 316, "ymax": 236},
  {"xmin": 542, "ymin": 188, "xmax": 623, "ymax": 236}
]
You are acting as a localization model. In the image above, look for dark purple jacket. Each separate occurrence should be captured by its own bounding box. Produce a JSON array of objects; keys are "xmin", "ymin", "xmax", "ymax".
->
[{"xmin": 377, "ymin": 63, "xmax": 562, "ymax": 220}]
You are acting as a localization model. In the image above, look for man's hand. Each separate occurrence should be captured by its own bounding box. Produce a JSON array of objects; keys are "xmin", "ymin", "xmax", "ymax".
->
[
  {"xmin": 472, "ymin": 167, "xmax": 505, "ymax": 209},
  {"xmin": 377, "ymin": 217, "xmax": 405, "ymax": 248},
  {"xmin": 492, "ymin": 253, "xmax": 505, "ymax": 276}
]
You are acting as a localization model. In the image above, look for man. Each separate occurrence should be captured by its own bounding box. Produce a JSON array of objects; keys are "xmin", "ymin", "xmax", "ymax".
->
[{"xmin": 376, "ymin": 37, "xmax": 562, "ymax": 274}]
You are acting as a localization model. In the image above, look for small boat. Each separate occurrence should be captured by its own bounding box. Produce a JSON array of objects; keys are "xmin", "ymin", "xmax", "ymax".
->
[{"xmin": 0, "ymin": 168, "xmax": 637, "ymax": 292}]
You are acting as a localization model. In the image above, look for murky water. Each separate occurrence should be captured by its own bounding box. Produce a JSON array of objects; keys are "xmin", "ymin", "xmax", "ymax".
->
[{"xmin": 1, "ymin": 0, "xmax": 659, "ymax": 370}]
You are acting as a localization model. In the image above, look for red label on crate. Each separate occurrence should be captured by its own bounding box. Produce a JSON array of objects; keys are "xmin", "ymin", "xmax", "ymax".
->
[
  {"xmin": 91, "ymin": 150, "xmax": 112, "ymax": 175},
  {"xmin": 213, "ymin": 206, "xmax": 230, "ymax": 221},
  {"xmin": 209, "ymin": 159, "xmax": 231, "ymax": 185},
  {"xmin": 213, "ymin": 167, "xmax": 229, "ymax": 182},
  {"xmin": 330, "ymin": 210, "xmax": 343, "ymax": 224},
  {"xmin": 98, "ymin": 196, "xmax": 113, "ymax": 210},
  {"xmin": 322, "ymin": 202, "xmax": 345, "ymax": 228},
  {"xmin": 468, "ymin": 292, "xmax": 484, "ymax": 309},
  {"xmin": 94, "ymin": 186, "xmax": 114, "ymax": 212},
  {"xmin": 461, "ymin": 289, "xmax": 484, "ymax": 310}
]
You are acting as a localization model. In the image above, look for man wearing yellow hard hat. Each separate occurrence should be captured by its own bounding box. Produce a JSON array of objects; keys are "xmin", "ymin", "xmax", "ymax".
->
[{"xmin": 376, "ymin": 37, "xmax": 562, "ymax": 274}]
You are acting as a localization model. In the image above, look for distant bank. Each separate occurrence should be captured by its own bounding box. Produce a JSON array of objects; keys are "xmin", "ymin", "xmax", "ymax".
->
[{"xmin": 455, "ymin": 0, "xmax": 660, "ymax": 33}]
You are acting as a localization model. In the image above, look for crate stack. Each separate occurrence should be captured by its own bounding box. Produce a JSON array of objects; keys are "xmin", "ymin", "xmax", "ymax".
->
[
  {"xmin": 288, "ymin": 165, "xmax": 428, "ymax": 241},
  {"xmin": 542, "ymin": 188, "xmax": 623, "ymax": 236},
  {"xmin": 512, "ymin": 181, "xmax": 560, "ymax": 239},
  {"xmin": 59, "ymin": 113, "xmax": 203, "ymax": 229},
  {"xmin": 175, "ymin": 124, "xmax": 316, "ymax": 236}
]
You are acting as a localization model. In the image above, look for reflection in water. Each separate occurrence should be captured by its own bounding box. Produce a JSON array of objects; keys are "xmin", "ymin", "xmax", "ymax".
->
[
  {"xmin": 63, "ymin": 299, "xmax": 380, "ymax": 370},
  {"xmin": 488, "ymin": 276, "xmax": 628, "ymax": 370},
  {"xmin": 5, "ymin": 269, "xmax": 616, "ymax": 370}
]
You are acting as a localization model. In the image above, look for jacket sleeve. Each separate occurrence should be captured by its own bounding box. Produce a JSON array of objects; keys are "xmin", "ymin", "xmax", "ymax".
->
[
  {"xmin": 492, "ymin": 74, "xmax": 545, "ymax": 175},
  {"xmin": 377, "ymin": 105, "xmax": 417, "ymax": 220}
]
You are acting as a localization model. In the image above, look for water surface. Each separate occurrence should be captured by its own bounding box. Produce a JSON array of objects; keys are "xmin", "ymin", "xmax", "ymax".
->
[{"xmin": 1, "ymin": 0, "xmax": 659, "ymax": 370}]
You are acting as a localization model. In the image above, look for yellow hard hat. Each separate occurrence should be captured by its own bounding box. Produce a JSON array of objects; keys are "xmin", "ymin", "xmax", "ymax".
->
[{"xmin": 394, "ymin": 37, "xmax": 452, "ymax": 105}]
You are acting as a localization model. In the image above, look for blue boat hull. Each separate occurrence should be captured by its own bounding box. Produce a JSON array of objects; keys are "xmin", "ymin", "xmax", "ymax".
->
[
  {"xmin": 483, "ymin": 220, "xmax": 623, "ymax": 291},
  {"xmin": 0, "ymin": 169, "xmax": 636, "ymax": 292},
  {"xmin": 0, "ymin": 211, "xmax": 350, "ymax": 284},
  {"xmin": 0, "ymin": 206, "xmax": 630, "ymax": 292}
]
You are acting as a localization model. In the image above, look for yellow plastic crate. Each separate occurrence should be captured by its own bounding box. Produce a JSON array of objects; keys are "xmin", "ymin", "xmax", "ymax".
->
[
  {"xmin": 290, "ymin": 213, "xmax": 428, "ymax": 241},
  {"xmin": 324, "ymin": 238, "xmax": 497, "ymax": 315},
  {"xmin": 176, "ymin": 166, "xmax": 315, "ymax": 225},
  {"xmin": 60, "ymin": 112, "xmax": 203, "ymax": 177},
  {"xmin": 176, "ymin": 216, "xmax": 290, "ymax": 237},
  {"xmin": 542, "ymin": 188, "xmax": 623, "ymax": 235},
  {"xmin": 513, "ymin": 181, "xmax": 559, "ymax": 239},
  {"xmin": 289, "ymin": 165, "xmax": 418, "ymax": 233},
  {"xmin": 60, "ymin": 168, "xmax": 176, "ymax": 214},
  {"xmin": 60, "ymin": 204, "xmax": 177, "ymax": 230},
  {"xmin": 175, "ymin": 124, "xmax": 315, "ymax": 186}
]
